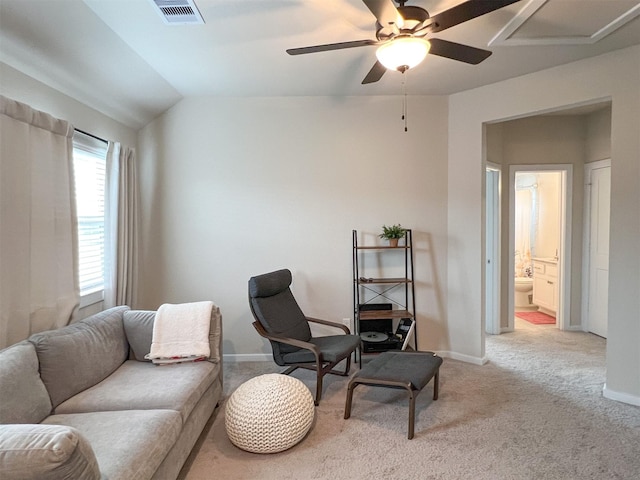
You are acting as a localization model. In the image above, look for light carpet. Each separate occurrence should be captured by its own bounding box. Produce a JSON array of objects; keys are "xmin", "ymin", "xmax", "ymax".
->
[{"xmin": 179, "ymin": 319, "xmax": 640, "ymax": 480}]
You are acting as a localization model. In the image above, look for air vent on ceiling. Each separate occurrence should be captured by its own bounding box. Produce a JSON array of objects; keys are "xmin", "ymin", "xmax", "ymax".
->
[{"xmin": 150, "ymin": 0, "xmax": 204, "ymax": 25}]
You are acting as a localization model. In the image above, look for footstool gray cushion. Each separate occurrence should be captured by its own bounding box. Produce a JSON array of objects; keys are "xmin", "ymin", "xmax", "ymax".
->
[{"xmin": 344, "ymin": 351, "xmax": 443, "ymax": 439}]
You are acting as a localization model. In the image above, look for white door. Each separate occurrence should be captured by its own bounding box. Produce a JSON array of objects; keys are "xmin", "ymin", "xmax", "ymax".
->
[{"xmin": 587, "ymin": 164, "xmax": 610, "ymax": 338}]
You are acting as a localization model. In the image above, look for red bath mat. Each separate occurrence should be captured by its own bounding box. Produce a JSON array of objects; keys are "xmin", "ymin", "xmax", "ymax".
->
[{"xmin": 515, "ymin": 311, "xmax": 556, "ymax": 325}]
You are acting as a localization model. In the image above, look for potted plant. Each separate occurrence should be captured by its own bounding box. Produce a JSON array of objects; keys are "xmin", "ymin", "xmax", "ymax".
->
[{"xmin": 379, "ymin": 224, "xmax": 407, "ymax": 247}]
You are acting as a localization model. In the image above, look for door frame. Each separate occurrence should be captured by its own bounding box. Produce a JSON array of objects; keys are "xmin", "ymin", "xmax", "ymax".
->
[
  {"xmin": 581, "ymin": 158, "xmax": 611, "ymax": 332},
  {"xmin": 485, "ymin": 163, "xmax": 502, "ymax": 335},
  {"xmin": 507, "ymin": 164, "xmax": 573, "ymax": 331}
]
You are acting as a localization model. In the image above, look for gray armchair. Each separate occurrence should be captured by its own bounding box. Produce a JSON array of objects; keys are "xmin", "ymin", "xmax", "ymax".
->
[{"xmin": 248, "ymin": 269, "xmax": 361, "ymax": 405}]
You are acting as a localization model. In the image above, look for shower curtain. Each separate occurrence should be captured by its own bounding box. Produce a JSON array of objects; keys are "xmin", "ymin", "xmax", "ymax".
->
[{"xmin": 515, "ymin": 189, "xmax": 532, "ymax": 277}]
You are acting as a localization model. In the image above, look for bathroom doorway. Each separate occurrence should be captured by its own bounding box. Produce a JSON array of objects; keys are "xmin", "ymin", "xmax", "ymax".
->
[{"xmin": 508, "ymin": 165, "xmax": 572, "ymax": 331}]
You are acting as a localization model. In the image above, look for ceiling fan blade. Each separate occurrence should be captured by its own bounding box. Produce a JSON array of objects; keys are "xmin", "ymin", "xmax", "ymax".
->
[
  {"xmin": 362, "ymin": 61, "xmax": 386, "ymax": 84},
  {"xmin": 362, "ymin": 0, "xmax": 403, "ymax": 29},
  {"xmin": 287, "ymin": 39, "xmax": 379, "ymax": 55},
  {"xmin": 429, "ymin": 0, "xmax": 521, "ymax": 33},
  {"xmin": 428, "ymin": 38, "xmax": 492, "ymax": 65}
]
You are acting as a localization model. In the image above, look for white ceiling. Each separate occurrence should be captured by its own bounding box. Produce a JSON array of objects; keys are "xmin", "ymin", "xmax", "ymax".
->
[{"xmin": 1, "ymin": 0, "xmax": 638, "ymax": 129}]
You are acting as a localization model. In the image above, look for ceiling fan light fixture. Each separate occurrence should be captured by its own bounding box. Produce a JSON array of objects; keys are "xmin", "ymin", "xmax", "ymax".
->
[{"xmin": 376, "ymin": 36, "xmax": 431, "ymax": 72}]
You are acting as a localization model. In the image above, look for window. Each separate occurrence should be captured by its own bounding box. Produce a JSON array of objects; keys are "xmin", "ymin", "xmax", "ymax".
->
[{"xmin": 72, "ymin": 131, "xmax": 108, "ymax": 307}]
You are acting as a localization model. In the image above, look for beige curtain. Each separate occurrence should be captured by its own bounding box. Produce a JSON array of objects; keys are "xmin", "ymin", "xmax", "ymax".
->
[
  {"xmin": 0, "ymin": 96, "xmax": 79, "ymax": 348},
  {"xmin": 104, "ymin": 142, "xmax": 138, "ymax": 308}
]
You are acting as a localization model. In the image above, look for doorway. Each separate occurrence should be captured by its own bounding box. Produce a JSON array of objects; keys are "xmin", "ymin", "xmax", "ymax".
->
[
  {"xmin": 483, "ymin": 101, "xmax": 612, "ymax": 341},
  {"xmin": 508, "ymin": 165, "xmax": 572, "ymax": 331},
  {"xmin": 513, "ymin": 170, "xmax": 563, "ymax": 323}
]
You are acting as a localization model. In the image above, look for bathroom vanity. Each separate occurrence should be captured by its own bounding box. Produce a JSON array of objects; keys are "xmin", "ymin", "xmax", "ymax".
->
[{"xmin": 532, "ymin": 258, "xmax": 558, "ymax": 315}]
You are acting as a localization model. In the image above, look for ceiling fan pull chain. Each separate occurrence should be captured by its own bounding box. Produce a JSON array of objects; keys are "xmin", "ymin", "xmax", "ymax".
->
[{"xmin": 403, "ymin": 73, "xmax": 408, "ymax": 132}]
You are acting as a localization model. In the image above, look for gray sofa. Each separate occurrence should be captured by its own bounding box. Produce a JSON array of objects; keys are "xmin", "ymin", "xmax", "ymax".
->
[{"xmin": 0, "ymin": 305, "xmax": 223, "ymax": 480}]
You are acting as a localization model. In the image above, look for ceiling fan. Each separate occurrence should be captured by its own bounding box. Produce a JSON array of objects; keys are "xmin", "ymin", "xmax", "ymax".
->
[{"xmin": 286, "ymin": 0, "xmax": 521, "ymax": 84}]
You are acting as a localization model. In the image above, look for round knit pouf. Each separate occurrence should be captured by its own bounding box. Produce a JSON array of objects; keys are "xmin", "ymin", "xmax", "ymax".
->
[{"xmin": 225, "ymin": 373, "xmax": 315, "ymax": 453}]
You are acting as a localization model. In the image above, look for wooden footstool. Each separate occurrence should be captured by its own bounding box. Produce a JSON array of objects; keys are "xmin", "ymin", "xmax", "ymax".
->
[{"xmin": 344, "ymin": 351, "xmax": 443, "ymax": 439}]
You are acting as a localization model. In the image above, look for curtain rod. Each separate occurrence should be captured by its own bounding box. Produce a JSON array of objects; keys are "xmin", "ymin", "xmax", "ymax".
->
[{"xmin": 75, "ymin": 128, "xmax": 107, "ymax": 144}]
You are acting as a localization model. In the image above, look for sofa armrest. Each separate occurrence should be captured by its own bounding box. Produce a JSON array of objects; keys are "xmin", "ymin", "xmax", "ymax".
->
[
  {"xmin": 208, "ymin": 304, "xmax": 222, "ymax": 364},
  {"xmin": 0, "ymin": 424, "xmax": 100, "ymax": 480}
]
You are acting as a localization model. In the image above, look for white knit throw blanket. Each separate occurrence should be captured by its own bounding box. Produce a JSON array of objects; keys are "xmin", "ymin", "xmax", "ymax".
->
[{"xmin": 146, "ymin": 301, "xmax": 212, "ymax": 364}]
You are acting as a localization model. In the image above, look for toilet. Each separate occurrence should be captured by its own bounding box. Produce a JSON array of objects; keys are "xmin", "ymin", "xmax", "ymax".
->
[{"xmin": 514, "ymin": 276, "xmax": 534, "ymax": 308}]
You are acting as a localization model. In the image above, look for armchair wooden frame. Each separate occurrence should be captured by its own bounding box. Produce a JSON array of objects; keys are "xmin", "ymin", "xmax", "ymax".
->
[{"xmin": 252, "ymin": 316, "xmax": 357, "ymax": 405}]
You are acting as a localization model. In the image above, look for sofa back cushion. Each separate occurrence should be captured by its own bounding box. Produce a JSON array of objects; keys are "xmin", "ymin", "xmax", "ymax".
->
[
  {"xmin": 123, "ymin": 310, "xmax": 155, "ymax": 361},
  {"xmin": 123, "ymin": 305, "xmax": 222, "ymax": 364},
  {"xmin": 29, "ymin": 306, "xmax": 130, "ymax": 408},
  {"xmin": 0, "ymin": 342, "xmax": 52, "ymax": 424}
]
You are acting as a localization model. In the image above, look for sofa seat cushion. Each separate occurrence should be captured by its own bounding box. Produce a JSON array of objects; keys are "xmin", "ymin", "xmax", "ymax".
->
[
  {"xmin": 54, "ymin": 360, "xmax": 219, "ymax": 423},
  {"xmin": 0, "ymin": 341, "xmax": 52, "ymax": 424},
  {"xmin": 29, "ymin": 306, "xmax": 130, "ymax": 408},
  {"xmin": 0, "ymin": 424, "xmax": 100, "ymax": 480},
  {"xmin": 43, "ymin": 409, "xmax": 182, "ymax": 480}
]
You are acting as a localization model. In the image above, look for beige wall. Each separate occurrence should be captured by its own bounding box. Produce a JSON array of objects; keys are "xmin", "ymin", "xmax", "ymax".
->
[
  {"xmin": 0, "ymin": 62, "xmax": 137, "ymax": 147},
  {"xmin": 449, "ymin": 45, "xmax": 640, "ymax": 403},
  {"xmin": 586, "ymin": 107, "xmax": 612, "ymax": 163},
  {"xmin": 137, "ymin": 95, "xmax": 450, "ymax": 358}
]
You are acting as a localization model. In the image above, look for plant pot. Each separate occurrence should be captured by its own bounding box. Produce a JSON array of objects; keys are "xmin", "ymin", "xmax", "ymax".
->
[{"xmin": 388, "ymin": 238, "xmax": 399, "ymax": 247}]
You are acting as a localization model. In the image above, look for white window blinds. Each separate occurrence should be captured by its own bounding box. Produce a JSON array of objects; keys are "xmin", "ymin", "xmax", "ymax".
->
[{"xmin": 72, "ymin": 131, "xmax": 108, "ymax": 304}]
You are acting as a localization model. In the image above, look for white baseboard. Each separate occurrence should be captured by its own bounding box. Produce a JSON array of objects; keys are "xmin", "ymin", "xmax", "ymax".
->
[
  {"xmin": 435, "ymin": 350, "xmax": 487, "ymax": 365},
  {"xmin": 565, "ymin": 325, "xmax": 584, "ymax": 331},
  {"xmin": 603, "ymin": 384, "xmax": 640, "ymax": 407},
  {"xmin": 223, "ymin": 353, "xmax": 271, "ymax": 363},
  {"xmin": 225, "ymin": 351, "xmax": 487, "ymax": 365}
]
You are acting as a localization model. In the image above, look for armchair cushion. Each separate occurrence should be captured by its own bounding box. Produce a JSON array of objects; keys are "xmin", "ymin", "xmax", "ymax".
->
[
  {"xmin": 249, "ymin": 268, "xmax": 360, "ymax": 404},
  {"xmin": 281, "ymin": 335, "xmax": 362, "ymax": 364},
  {"xmin": 248, "ymin": 268, "xmax": 293, "ymax": 298},
  {"xmin": 249, "ymin": 270, "xmax": 311, "ymax": 356}
]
